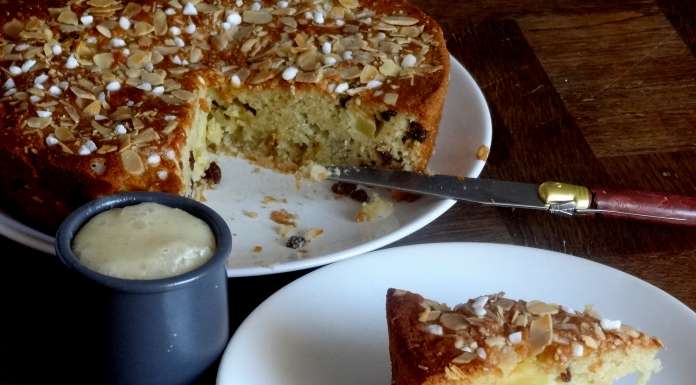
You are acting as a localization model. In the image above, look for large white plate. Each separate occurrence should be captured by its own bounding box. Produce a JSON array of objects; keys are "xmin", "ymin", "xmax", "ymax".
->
[
  {"xmin": 0, "ymin": 57, "xmax": 492, "ymax": 277},
  {"xmin": 217, "ymin": 243, "xmax": 696, "ymax": 385}
]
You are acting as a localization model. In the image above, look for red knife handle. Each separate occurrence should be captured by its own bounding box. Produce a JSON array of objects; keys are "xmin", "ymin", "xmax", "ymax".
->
[{"xmin": 591, "ymin": 188, "xmax": 696, "ymax": 225}]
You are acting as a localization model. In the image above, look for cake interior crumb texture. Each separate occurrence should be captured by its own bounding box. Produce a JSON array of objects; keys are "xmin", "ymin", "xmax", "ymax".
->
[{"xmin": 386, "ymin": 289, "xmax": 663, "ymax": 385}]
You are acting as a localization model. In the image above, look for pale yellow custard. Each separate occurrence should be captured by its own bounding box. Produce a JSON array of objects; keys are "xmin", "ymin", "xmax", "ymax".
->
[{"xmin": 72, "ymin": 202, "xmax": 215, "ymax": 280}]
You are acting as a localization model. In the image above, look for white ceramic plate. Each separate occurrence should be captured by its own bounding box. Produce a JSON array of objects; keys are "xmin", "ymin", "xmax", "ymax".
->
[
  {"xmin": 0, "ymin": 57, "xmax": 492, "ymax": 277},
  {"xmin": 217, "ymin": 242, "xmax": 696, "ymax": 385}
]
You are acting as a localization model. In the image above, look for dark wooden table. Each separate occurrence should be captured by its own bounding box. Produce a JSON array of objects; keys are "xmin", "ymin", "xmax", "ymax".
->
[{"xmin": 2, "ymin": 0, "xmax": 696, "ymax": 384}]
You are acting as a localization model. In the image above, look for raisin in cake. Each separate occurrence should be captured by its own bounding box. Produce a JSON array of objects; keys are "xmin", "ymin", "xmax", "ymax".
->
[
  {"xmin": 0, "ymin": 0, "xmax": 449, "ymax": 230},
  {"xmin": 386, "ymin": 289, "xmax": 663, "ymax": 385}
]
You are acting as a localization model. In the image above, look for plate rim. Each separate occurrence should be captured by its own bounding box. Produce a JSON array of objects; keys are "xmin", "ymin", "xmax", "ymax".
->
[
  {"xmin": 216, "ymin": 242, "xmax": 696, "ymax": 384},
  {"xmin": 0, "ymin": 56, "xmax": 493, "ymax": 277}
]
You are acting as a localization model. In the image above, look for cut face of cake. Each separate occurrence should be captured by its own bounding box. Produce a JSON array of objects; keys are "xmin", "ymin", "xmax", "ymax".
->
[
  {"xmin": 386, "ymin": 289, "xmax": 663, "ymax": 385},
  {"xmin": 0, "ymin": 0, "xmax": 449, "ymax": 230}
]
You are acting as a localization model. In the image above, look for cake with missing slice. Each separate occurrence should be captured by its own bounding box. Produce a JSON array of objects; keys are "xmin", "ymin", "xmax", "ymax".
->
[
  {"xmin": 0, "ymin": 0, "xmax": 449, "ymax": 230},
  {"xmin": 386, "ymin": 289, "xmax": 662, "ymax": 385}
]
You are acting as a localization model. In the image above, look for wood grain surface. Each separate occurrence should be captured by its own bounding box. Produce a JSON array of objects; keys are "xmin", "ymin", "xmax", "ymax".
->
[{"xmin": 2, "ymin": 1, "xmax": 696, "ymax": 384}]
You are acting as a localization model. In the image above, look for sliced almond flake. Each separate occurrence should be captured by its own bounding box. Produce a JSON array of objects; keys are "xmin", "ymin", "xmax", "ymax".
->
[
  {"xmin": 451, "ymin": 352, "xmax": 477, "ymax": 365},
  {"xmin": 91, "ymin": 120, "xmax": 111, "ymax": 137},
  {"xmin": 71, "ymin": 86, "xmax": 96, "ymax": 100},
  {"xmin": 133, "ymin": 127, "xmax": 159, "ymax": 144},
  {"xmin": 109, "ymin": 106, "xmax": 132, "ymax": 121},
  {"xmin": 529, "ymin": 313, "xmax": 553, "ymax": 356},
  {"xmin": 485, "ymin": 336, "xmax": 506, "ymax": 348},
  {"xmin": 379, "ymin": 59, "xmax": 401, "ymax": 76},
  {"xmin": 171, "ymin": 89, "xmax": 195, "ymax": 102},
  {"xmin": 26, "ymin": 117, "xmax": 51, "ymax": 129},
  {"xmin": 360, "ymin": 64, "xmax": 379, "ymax": 83},
  {"xmin": 382, "ymin": 16, "xmax": 419, "ymax": 26},
  {"xmin": 439, "ymin": 313, "xmax": 468, "ymax": 330},
  {"xmin": 134, "ymin": 21, "xmax": 154, "ymax": 36},
  {"xmin": 141, "ymin": 72, "xmax": 165, "ymax": 85},
  {"xmin": 243, "ymin": 11, "xmax": 273, "ymax": 24},
  {"xmin": 164, "ymin": 79, "xmax": 182, "ymax": 91},
  {"xmin": 3, "ymin": 19, "xmax": 24, "ymax": 38},
  {"xmin": 295, "ymin": 70, "xmax": 322, "ymax": 83},
  {"xmin": 122, "ymin": 2, "xmax": 142, "ymax": 17},
  {"xmin": 58, "ymin": 142, "xmax": 74, "ymax": 154},
  {"xmin": 338, "ymin": 0, "xmax": 359, "ymax": 9},
  {"xmin": 54, "ymin": 126, "xmax": 75, "ymax": 141},
  {"xmin": 249, "ymin": 70, "xmax": 276, "ymax": 84},
  {"xmin": 93, "ymin": 52, "xmax": 114, "ymax": 70},
  {"xmin": 280, "ymin": 16, "xmax": 297, "ymax": 28},
  {"xmin": 526, "ymin": 301, "xmax": 559, "ymax": 316},
  {"xmin": 400, "ymin": 26, "xmax": 423, "ymax": 38},
  {"xmin": 127, "ymin": 50, "xmax": 151, "ymax": 69},
  {"xmin": 120, "ymin": 149, "xmax": 144, "ymax": 175},
  {"xmin": 153, "ymin": 10, "xmax": 168, "ymax": 36},
  {"xmin": 119, "ymin": 133, "xmax": 131, "ymax": 150},
  {"xmin": 151, "ymin": 51, "xmax": 164, "ymax": 64},
  {"xmin": 163, "ymin": 120, "xmax": 178, "ymax": 134},
  {"xmin": 57, "ymin": 9, "xmax": 79, "ymax": 25},
  {"xmin": 339, "ymin": 66, "xmax": 361, "ymax": 80},
  {"xmin": 96, "ymin": 24, "xmax": 112, "ymax": 38},
  {"xmin": 297, "ymin": 50, "xmax": 321, "ymax": 71},
  {"xmin": 582, "ymin": 335, "xmax": 599, "ymax": 349},
  {"xmin": 83, "ymin": 100, "xmax": 102, "ymax": 116},
  {"xmin": 383, "ymin": 92, "xmax": 398, "ymax": 106},
  {"xmin": 189, "ymin": 47, "xmax": 203, "ymax": 63},
  {"xmin": 97, "ymin": 144, "xmax": 118, "ymax": 154}
]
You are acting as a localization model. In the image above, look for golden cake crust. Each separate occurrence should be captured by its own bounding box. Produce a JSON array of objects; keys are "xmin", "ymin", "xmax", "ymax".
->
[
  {"xmin": 0, "ymin": 0, "xmax": 449, "ymax": 230},
  {"xmin": 386, "ymin": 289, "xmax": 662, "ymax": 385}
]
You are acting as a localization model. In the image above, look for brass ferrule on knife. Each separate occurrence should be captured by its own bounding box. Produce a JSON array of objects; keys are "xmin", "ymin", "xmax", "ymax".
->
[{"xmin": 538, "ymin": 182, "xmax": 592, "ymax": 214}]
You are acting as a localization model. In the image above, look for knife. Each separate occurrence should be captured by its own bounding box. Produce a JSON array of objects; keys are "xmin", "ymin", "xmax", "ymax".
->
[{"xmin": 327, "ymin": 167, "xmax": 696, "ymax": 226}]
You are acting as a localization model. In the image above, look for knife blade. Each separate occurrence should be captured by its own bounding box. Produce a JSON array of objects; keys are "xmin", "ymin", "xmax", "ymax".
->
[
  {"xmin": 328, "ymin": 166, "xmax": 548, "ymax": 211},
  {"xmin": 327, "ymin": 166, "xmax": 696, "ymax": 226}
]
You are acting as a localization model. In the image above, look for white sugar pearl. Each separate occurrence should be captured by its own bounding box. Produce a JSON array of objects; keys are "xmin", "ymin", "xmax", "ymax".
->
[
  {"xmin": 78, "ymin": 145, "xmax": 92, "ymax": 156},
  {"xmin": 165, "ymin": 7, "xmax": 176, "ymax": 16},
  {"xmin": 36, "ymin": 110, "xmax": 52, "ymax": 118},
  {"xmin": 322, "ymin": 41, "xmax": 332, "ymax": 55},
  {"xmin": 401, "ymin": 54, "xmax": 417, "ymax": 68},
  {"xmin": 49, "ymin": 85, "xmax": 62, "ymax": 96},
  {"xmin": 122, "ymin": 48, "xmax": 130, "ymax": 56},
  {"xmin": 366, "ymin": 80, "xmax": 382, "ymax": 89},
  {"xmin": 474, "ymin": 296, "xmax": 489, "ymax": 308},
  {"xmin": 3, "ymin": 78, "xmax": 15, "ymax": 90},
  {"xmin": 169, "ymin": 26, "xmax": 181, "ymax": 36},
  {"xmin": 114, "ymin": 124, "xmax": 127, "ymax": 135},
  {"xmin": 165, "ymin": 149, "xmax": 176, "ymax": 160},
  {"xmin": 21, "ymin": 59, "xmax": 36, "ymax": 73},
  {"xmin": 183, "ymin": 2, "xmax": 198, "ymax": 16},
  {"xmin": 424, "ymin": 324, "xmax": 443, "ymax": 336},
  {"xmin": 86, "ymin": 140, "xmax": 97, "ymax": 152},
  {"xmin": 572, "ymin": 342, "xmax": 584, "ymax": 357},
  {"xmin": 51, "ymin": 44, "xmax": 62, "ymax": 56},
  {"xmin": 230, "ymin": 74, "xmax": 241, "ymax": 88},
  {"xmin": 227, "ymin": 12, "xmax": 241, "ymax": 26},
  {"xmin": 282, "ymin": 66, "xmax": 298, "ymax": 81},
  {"xmin": 119, "ymin": 16, "xmax": 131, "ymax": 30},
  {"xmin": 508, "ymin": 331, "xmax": 522, "ymax": 344},
  {"xmin": 106, "ymin": 81, "xmax": 121, "ymax": 92},
  {"xmin": 152, "ymin": 86, "xmax": 165, "ymax": 95},
  {"xmin": 171, "ymin": 55, "xmax": 182, "ymax": 65},
  {"xmin": 157, "ymin": 170, "xmax": 169, "ymax": 180},
  {"xmin": 304, "ymin": 11, "xmax": 313, "ymax": 20},
  {"xmin": 277, "ymin": 1, "xmax": 288, "ymax": 8},
  {"xmin": 80, "ymin": 14, "xmax": 93, "ymax": 25},
  {"xmin": 313, "ymin": 11, "xmax": 325, "ymax": 24},
  {"xmin": 251, "ymin": 2, "xmax": 261, "ymax": 11},
  {"xmin": 174, "ymin": 37, "xmax": 185, "ymax": 47},
  {"xmin": 377, "ymin": 32, "xmax": 386, "ymax": 40},
  {"xmin": 185, "ymin": 22, "xmax": 196, "ymax": 34},
  {"xmin": 45, "ymin": 134, "xmax": 59, "ymax": 146},
  {"xmin": 335, "ymin": 82, "xmax": 349, "ymax": 94},
  {"xmin": 323, "ymin": 56, "xmax": 337, "ymax": 66},
  {"xmin": 94, "ymin": 114, "xmax": 107, "ymax": 121},
  {"xmin": 222, "ymin": 22, "xmax": 232, "ymax": 30},
  {"xmin": 65, "ymin": 55, "xmax": 79, "ymax": 69},
  {"xmin": 137, "ymin": 82, "xmax": 152, "ymax": 91},
  {"xmin": 335, "ymin": 19, "xmax": 345, "ymax": 27},
  {"xmin": 342, "ymin": 50, "xmax": 353, "ymax": 60},
  {"xmin": 147, "ymin": 153, "xmax": 161, "ymax": 165},
  {"xmin": 236, "ymin": 0, "xmax": 243, "ymax": 6},
  {"xmin": 600, "ymin": 319, "xmax": 622, "ymax": 331},
  {"xmin": 9, "ymin": 66, "xmax": 22, "ymax": 76},
  {"xmin": 14, "ymin": 43, "xmax": 29, "ymax": 51},
  {"xmin": 164, "ymin": 115, "xmax": 177, "ymax": 121},
  {"xmin": 29, "ymin": 95, "xmax": 40, "ymax": 103},
  {"xmin": 3, "ymin": 88, "xmax": 16, "ymax": 96},
  {"xmin": 476, "ymin": 348, "xmax": 487, "ymax": 360},
  {"xmin": 110, "ymin": 38, "xmax": 126, "ymax": 47}
]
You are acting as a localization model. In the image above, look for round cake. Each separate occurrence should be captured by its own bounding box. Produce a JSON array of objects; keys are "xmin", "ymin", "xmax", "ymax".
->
[{"xmin": 0, "ymin": 0, "xmax": 450, "ymax": 230}]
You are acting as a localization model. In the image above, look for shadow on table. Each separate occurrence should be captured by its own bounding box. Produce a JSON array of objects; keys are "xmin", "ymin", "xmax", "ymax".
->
[{"xmin": 0, "ymin": 247, "xmax": 311, "ymax": 385}]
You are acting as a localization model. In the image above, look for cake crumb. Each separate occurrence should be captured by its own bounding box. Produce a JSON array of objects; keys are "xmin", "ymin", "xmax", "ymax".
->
[
  {"xmin": 305, "ymin": 228, "xmax": 324, "ymax": 240},
  {"xmin": 356, "ymin": 192, "xmax": 394, "ymax": 223},
  {"xmin": 243, "ymin": 210, "xmax": 258, "ymax": 218},
  {"xmin": 262, "ymin": 195, "xmax": 287, "ymax": 205},
  {"xmin": 270, "ymin": 209, "xmax": 296, "ymax": 226},
  {"xmin": 252, "ymin": 245, "xmax": 263, "ymax": 253},
  {"xmin": 276, "ymin": 224, "xmax": 295, "ymax": 237},
  {"xmin": 476, "ymin": 145, "xmax": 490, "ymax": 161}
]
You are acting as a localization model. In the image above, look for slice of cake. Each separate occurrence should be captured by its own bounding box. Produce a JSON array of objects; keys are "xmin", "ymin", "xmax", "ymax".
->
[
  {"xmin": 0, "ymin": 0, "xmax": 449, "ymax": 230},
  {"xmin": 386, "ymin": 289, "xmax": 662, "ymax": 385}
]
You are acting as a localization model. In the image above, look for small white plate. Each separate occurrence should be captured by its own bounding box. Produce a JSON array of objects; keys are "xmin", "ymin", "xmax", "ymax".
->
[
  {"xmin": 0, "ymin": 57, "xmax": 492, "ymax": 277},
  {"xmin": 217, "ymin": 243, "xmax": 696, "ymax": 385}
]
